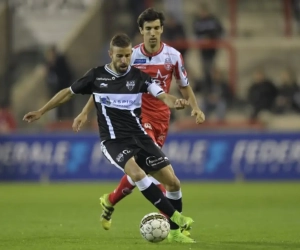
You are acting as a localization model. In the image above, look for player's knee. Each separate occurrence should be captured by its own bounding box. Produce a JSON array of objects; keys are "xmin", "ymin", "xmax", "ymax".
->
[
  {"xmin": 124, "ymin": 157, "xmax": 147, "ymax": 182},
  {"xmin": 125, "ymin": 164, "xmax": 147, "ymax": 182},
  {"xmin": 165, "ymin": 176, "xmax": 180, "ymax": 191},
  {"xmin": 129, "ymin": 170, "xmax": 147, "ymax": 182}
]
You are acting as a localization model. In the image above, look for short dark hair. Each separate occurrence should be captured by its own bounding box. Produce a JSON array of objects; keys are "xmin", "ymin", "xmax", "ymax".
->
[
  {"xmin": 110, "ymin": 33, "xmax": 131, "ymax": 48},
  {"xmin": 137, "ymin": 8, "xmax": 165, "ymax": 28}
]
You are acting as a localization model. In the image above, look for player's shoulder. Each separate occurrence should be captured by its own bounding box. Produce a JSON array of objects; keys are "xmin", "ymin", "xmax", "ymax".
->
[
  {"xmin": 130, "ymin": 65, "xmax": 144, "ymax": 74},
  {"xmin": 132, "ymin": 43, "xmax": 143, "ymax": 53},
  {"xmin": 93, "ymin": 65, "xmax": 106, "ymax": 72},
  {"xmin": 162, "ymin": 43, "xmax": 182, "ymax": 58},
  {"xmin": 85, "ymin": 65, "xmax": 105, "ymax": 74}
]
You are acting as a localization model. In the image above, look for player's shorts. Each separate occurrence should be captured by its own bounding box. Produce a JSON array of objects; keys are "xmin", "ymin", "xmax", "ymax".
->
[
  {"xmin": 142, "ymin": 118, "xmax": 169, "ymax": 148},
  {"xmin": 100, "ymin": 135, "xmax": 170, "ymax": 174}
]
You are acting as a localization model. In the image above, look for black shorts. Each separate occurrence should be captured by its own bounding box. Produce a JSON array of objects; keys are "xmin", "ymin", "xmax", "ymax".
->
[{"xmin": 100, "ymin": 136, "xmax": 170, "ymax": 174}]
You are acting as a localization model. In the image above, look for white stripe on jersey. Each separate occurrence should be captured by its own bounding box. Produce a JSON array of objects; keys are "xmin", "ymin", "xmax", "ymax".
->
[
  {"xmin": 101, "ymin": 105, "xmax": 116, "ymax": 139},
  {"xmin": 100, "ymin": 142, "xmax": 124, "ymax": 172},
  {"xmin": 94, "ymin": 93, "xmax": 142, "ymax": 110},
  {"xmin": 130, "ymin": 111, "xmax": 147, "ymax": 135}
]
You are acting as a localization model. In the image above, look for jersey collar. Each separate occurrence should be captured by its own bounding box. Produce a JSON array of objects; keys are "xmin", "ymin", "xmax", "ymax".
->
[
  {"xmin": 141, "ymin": 42, "xmax": 164, "ymax": 57},
  {"xmin": 104, "ymin": 64, "xmax": 131, "ymax": 77}
]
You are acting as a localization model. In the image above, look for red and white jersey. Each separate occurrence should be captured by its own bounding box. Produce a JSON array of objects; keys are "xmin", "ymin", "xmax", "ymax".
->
[{"xmin": 131, "ymin": 42, "xmax": 189, "ymax": 122}]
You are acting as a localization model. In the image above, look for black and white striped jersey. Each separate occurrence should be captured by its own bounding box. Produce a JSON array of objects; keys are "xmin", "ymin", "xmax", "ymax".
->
[{"xmin": 70, "ymin": 65, "xmax": 164, "ymax": 141}]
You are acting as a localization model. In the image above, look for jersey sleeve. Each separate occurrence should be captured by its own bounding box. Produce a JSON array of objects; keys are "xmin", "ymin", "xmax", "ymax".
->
[
  {"xmin": 173, "ymin": 53, "xmax": 189, "ymax": 87},
  {"xmin": 70, "ymin": 68, "xmax": 95, "ymax": 95},
  {"xmin": 141, "ymin": 74, "xmax": 164, "ymax": 97}
]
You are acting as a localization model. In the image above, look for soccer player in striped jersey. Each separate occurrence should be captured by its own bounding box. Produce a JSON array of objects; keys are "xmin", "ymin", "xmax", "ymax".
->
[{"xmin": 73, "ymin": 8, "xmax": 205, "ymax": 243}]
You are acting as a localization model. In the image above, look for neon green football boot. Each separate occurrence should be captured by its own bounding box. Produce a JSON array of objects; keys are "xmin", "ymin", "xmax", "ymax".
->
[
  {"xmin": 99, "ymin": 194, "xmax": 114, "ymax": 230},
  {"xmin": 181, "ymin": 229, "xmax": 191, "ymax": 237},
  {"xmin": 170, "ymin": 211, "xmax": 194, "ymax": 231},
  {"xmin": 167, "ymin": 229, "xmax": 196, "ymax": 243}
]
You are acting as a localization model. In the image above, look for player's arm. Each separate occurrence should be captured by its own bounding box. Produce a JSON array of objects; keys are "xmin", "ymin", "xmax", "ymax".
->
[
  {"xmin": 24, "ymin": 68, "xmax": 95, "ymax": 124},
  {"xmin": 72, "ymin": 95, "xmax": 94, "ymax": 132},
  {"xmin": 23, "ymin": 88, "xmax": 73, "ymax": 123},
  {"xmin": 174, "ymin": 55, "xmax": 205, "ymax": 124},
  {"xmin": 145, "ymin": 79, "xmax": 188, "ymax": 109},
  {"xmin": 156, "ymin": 93, "xmax": 189, "ymax": 109}
]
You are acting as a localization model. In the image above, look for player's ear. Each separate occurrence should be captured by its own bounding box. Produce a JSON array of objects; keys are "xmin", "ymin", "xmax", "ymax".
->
[
  {"xmin": 139, "ymin": 27, "xmax": 144, "ymax": 35},
  {"xmin": 108, "ymin": 49, "xmax": 112, "ymax": 59}
]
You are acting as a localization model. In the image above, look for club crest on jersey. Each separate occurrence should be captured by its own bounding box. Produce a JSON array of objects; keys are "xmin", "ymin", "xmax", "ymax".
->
[
  {"xmin": 126, "ymin": 81, "xmax": 135, "ymax": 91},
  {"xmin": 164, "ymin": 57, "xmax": 173, "ymax": 71}
]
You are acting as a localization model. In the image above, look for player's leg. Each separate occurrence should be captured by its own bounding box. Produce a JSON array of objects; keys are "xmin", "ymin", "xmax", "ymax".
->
[
  {"xmin": 144, "ymin": 121, "xmax": 167, "ymax": 194},
  {"xmin": 149, "ymin": 165, "xmax": 194, "ymax": 243},
  {"xmin": 103, "ymin": 122, "xmax": 159, "ymax": 208},
  {"xmin": 136, "ymin": 139, "xmax": 195, "ymax": 243},
  {"xmin": 124, "ymin": 157, "xmax": 194, "ymax": 238},
  {"xmin": 106, "ymin": 174, "xmax": 136, "ymax": 205},
  {"xmin": 154, "ymin": 123, "xmax": 191, "ymax": 236},
  {"xmin": 99, "ymin": 140, "xmax": 139, "ymax": 230},
  {"xmin": 100, "ymin": 139, "xmax": 192, "ymax": 236},
  {"xmin": 99, "ymin": 174, "xmax": 135, "ymax": 230}
]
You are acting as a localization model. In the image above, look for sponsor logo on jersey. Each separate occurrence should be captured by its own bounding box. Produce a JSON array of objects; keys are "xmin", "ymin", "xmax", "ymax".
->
[
  {"xmin": 133, "ymin": 59, "xmax": 147, "ymax": 64},
  {"xmin": 100, "ymin": 83, "xmax": 108, "ymax": 88},
  {"xmin": 146, "ymin": 156, "xmax": 166, "ymax": 168},
  {"xmin": 126, "ymin": 81, "xmax": 135, "ymax": 91},
  {"xmin": 144, "ymin": 123, "xmax": 152, "ymax": 130},
  {"xmin": 100, "ymin": 96, "xmax": 111, "ymax": 105},
  {"xmin": 157, "ymin": 134, "xmax": 166, "ymax": 142},
  {"xmin": 96, "ymin": 77, "xmax": 115, "ymax": 81},
  {"xmin": 116, "ymin": 153, "xmax": 124, "ymax": 162},
  {"xmin": 135, "ymin": 66, "xmax": 147, "ymax": 70},
  {"xmin": 164, "ymin": 57, "xmax": 173, "ymax": 71}
]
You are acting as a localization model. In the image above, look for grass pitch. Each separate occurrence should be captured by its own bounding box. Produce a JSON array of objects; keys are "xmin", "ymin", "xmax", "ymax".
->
[{"xmin": 0, "ymin": 182, "xmax": 299, "ymax": 250}]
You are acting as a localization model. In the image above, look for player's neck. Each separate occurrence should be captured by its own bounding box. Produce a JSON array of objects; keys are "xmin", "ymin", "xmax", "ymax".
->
[
  {"xmin": 108, "ymin": 63, "xmax": 118, "ymax": 75},
  {"xmin": 143, "ymin": 42, "xmax": 161, "ymax": 55}
]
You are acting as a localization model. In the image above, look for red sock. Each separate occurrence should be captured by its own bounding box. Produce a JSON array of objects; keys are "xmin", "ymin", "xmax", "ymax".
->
[
  {"xmin": 156, "ymin": 183, "xmax": 168, "ymax": 218},
  {"xmin": 108, "ymin": 175, "xmax": 135, "ymax": 205}
]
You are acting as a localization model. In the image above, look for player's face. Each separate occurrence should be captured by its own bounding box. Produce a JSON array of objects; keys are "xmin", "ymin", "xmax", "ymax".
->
[
  {"xmin": 109, "ymin": 46, "xmax": 132, "ymax": 74},
  {"xmin": 140, "ymin": 19, "xmax": 163, "ymax": 49}
]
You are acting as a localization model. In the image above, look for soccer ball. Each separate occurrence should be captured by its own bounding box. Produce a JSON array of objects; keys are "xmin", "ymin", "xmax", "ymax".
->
[{"xmin": 140, "ymin": 212, "xmax": 170, "ymax": 243}]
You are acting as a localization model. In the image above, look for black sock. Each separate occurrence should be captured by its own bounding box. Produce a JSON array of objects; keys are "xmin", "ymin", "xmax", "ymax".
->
[
  {"xmin": 167, "ymin": 198, "xmax": 182, "ymax": 230},
  {"xmin": 141, "ymin": 183, "xmax": 175, "ymax": 217}
]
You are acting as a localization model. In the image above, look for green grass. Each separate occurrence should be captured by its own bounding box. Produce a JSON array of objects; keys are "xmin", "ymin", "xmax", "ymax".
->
[{"xmin": 0, "ymin": 182, "xmax": 299, "ymax": 250}]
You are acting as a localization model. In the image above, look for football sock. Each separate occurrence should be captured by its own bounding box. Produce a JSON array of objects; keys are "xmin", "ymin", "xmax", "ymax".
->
[
  {"xmin": 145, "ymin": 176, "xmax": 170, "ymax": 219},
  {"xmin": 136, "ymin": 176, "xmax": 176, "ymax": 217},
  {"xmin": 166, "ymin": 190, "xmax": 183, "ymax": 230},
  {"xmin": 108, "ymin": 175, "xmax": 136, "ymax": 205}
]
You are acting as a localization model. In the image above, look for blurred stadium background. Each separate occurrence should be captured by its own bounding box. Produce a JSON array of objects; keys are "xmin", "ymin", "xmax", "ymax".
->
[
  {"xmin": 0, "ymin": 1, "xmax": 300, "ymax": 249},
  {"xmin": 1, "ymin": 0, "xmax": 300, "ymax": 181}
]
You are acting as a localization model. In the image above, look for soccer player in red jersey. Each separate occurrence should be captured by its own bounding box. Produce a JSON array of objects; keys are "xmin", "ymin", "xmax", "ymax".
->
[{"xmin": 72, "ymin": 8, "xmax": 205, "ymax": 242}]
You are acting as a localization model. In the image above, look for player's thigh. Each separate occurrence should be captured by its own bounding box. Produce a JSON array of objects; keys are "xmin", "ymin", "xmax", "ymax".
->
[
  {"xmin": 150, "ymin": 165, "xmax": 180, "ymax": 191},
  {"xmin": 101, "ymin": 139, "xmax": 138, "ymax": 173},
  {"xmin": 135, "ymin": 137, "xmax": 179, "ymax": 190},
  {"xmin": 124, "ymin": 157, "xmax": 147, "ymax": 182}
]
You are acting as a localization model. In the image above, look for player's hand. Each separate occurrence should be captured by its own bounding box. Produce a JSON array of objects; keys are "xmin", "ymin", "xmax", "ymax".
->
[
  {"xmin": 175, "ymin": 99, "xmax": 189, "ymax": 110},
  {"xmin": 191, "ymin": 109, "xmax": 205, "ymax": 124},
  {"xmin": 72, "ymin": 112, "xmax": 88, "ymax": 132},
  {"xmin": 23, "ymin": 110, "xmax": 43, "ymax": 123}
]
